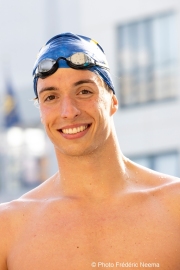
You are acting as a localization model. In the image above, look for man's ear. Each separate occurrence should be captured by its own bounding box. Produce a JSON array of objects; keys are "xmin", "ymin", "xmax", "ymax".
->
[
  {"xmin": 111, "ymin": 94, "xmax": 118, "ymax": 115},
  {"xmin": 39, "ymin": 110, "xmax": 44, "ymax": 124}
]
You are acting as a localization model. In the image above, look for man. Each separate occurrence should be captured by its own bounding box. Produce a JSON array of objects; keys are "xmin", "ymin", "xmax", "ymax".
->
[{"xmin": 0, "ymin": 33, "xmax": 180, "ymax": 270}]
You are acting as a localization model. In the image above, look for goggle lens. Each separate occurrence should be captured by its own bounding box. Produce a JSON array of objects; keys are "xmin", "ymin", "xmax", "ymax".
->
[
  {"xmin": 38, "ymin": 59, "xmax": 56, "ymax": 72},
  {"xmin": 69, "ymin": 52, "xmax": 91, "ymax": 66}
]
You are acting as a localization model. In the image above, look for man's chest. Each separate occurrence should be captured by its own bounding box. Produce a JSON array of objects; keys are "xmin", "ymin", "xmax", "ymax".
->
[{"xmin": 7, "ymin": 203, "xmax": 180, "ymax": 269}]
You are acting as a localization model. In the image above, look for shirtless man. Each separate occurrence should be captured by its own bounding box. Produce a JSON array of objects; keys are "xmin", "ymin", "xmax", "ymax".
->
[{"xmin": 0, "ymin": 33, "xmax": 180, "ymax": 270}]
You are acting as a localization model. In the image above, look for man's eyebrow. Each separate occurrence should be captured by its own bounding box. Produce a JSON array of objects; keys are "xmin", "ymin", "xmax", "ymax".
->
[
  {"xmin": 73, "ymin": 79, "xmax": 96, "ymax": 87},
  {"xmin": 39, "ymin": 87, "xmax": 58, "ymax": 95}
]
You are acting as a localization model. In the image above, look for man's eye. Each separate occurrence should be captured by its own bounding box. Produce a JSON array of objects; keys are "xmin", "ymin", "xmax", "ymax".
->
[
  {"xmin": 45, "ymin": 95, "xmax": 56, "ymax": 101},
  {"xmin": 79, "ymin": 89, "xmax": 92, "ymax": 95}
]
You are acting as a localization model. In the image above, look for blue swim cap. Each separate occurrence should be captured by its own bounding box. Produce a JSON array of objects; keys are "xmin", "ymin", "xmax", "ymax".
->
[{"xmin": 32, "ymin": 32, "xmax": 115, "ymax": 96}]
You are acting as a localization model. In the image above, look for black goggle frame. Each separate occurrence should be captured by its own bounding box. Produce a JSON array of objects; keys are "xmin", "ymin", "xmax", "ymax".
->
[{"xmin": 34, "ymin": 52, "xmax": 109, "ymax": 79}]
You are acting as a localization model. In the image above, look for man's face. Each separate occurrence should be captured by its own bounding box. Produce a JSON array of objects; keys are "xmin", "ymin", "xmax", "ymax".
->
[{"xmin": 37, "ymin": 68, "xmax": 118, "ymax": 157}]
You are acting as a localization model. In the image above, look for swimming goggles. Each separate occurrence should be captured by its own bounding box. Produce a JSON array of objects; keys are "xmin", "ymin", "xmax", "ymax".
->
[{"xmin": 34, "ymin": 52, "xmax": 109, "ymax": 79}]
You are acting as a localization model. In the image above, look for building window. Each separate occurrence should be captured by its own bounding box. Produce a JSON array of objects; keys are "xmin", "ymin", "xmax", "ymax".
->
[
  {"xmin": 130, "ymin": 151, "xmax": 179, "ymax": 177},
  {"xmin": 117, "ymin": 12, "xmax": 177, "ymax": 107}
]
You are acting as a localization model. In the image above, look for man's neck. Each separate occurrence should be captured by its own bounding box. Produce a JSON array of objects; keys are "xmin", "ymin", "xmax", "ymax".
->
[{"xmin": 54, "ymin": 134, "xmax": 128, "ymax": 200}]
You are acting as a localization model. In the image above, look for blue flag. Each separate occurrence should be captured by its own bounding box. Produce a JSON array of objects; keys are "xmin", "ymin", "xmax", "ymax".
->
[{"xmin": 3, "ymin": 81, "xmax": 20, "ymax": 128}]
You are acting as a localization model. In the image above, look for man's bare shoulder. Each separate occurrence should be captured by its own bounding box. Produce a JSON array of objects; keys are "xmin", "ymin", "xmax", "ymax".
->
[
  {"xmin": 0, "ymin": 194, "xmax": 37, "ymax": 235},
  {"xmin": 0, "ymin": 174, "xmax": 57, "ymax": 269},
  {"xmin": 151, "ymin": 172, "xmax": 180, "ymax": 222},
  {"xmin": 0, "ymin": 200, "xmax": 24, "ymax": 270},
  {"xmin": 128, "ymin": 159, "xmax": 180, "ymax": 218},
  {"xmin": 0, "ymin": 173, "xmax": 58, "ymax": 232},
  {"xmin": 129, "ymin": 158, "xmax": 180, "ymax": 187}
]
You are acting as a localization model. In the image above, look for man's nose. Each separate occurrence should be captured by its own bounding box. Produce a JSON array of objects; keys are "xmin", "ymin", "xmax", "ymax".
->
[{"xmin": 60, "ymin": 96, "xmax": 81, "ymax": 119}]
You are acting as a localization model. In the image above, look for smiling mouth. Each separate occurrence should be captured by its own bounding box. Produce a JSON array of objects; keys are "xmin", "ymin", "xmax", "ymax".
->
[{"xmin": 60, "ymin": 124, "xmax": 90, "ymax": 134}]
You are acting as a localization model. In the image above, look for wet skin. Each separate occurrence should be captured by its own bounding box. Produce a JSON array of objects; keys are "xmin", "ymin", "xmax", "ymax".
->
[{"xmin": 0, "ymin": 69, "xmax": 180, "ymax": 270}]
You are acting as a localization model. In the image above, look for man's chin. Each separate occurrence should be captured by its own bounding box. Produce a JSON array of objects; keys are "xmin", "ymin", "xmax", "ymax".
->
[{"xmin": 54, "ymin": 144, "xmax": 98, "ymax": 158}]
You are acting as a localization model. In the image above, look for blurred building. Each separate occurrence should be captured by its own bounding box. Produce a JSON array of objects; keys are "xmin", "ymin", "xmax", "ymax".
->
[{"xmin": 0, "ymin": 0, "xmax": 180, "ymax": 202}]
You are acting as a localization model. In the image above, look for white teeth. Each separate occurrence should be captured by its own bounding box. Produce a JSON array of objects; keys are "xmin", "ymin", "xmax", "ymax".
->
[{"xmin": 62, "ymin": 125, "xmax": 88, "ymax": 134}]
